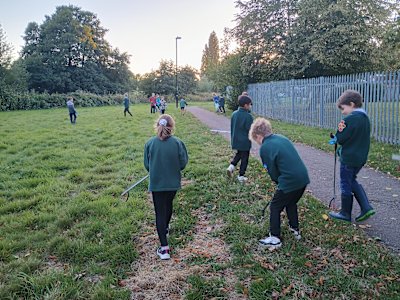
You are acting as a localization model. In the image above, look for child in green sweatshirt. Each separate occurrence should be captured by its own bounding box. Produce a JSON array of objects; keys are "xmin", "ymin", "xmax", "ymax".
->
[
  {"xmin": 249, "ymin": 117, "xmax": 310, "ymax": 250},
  {"xmin": 144, "ymin": 114, "xmax": 189, "ymax": 260},
  {"xmin": 328, "ymin": 90, "xmax": 375, "ymax": 222}
]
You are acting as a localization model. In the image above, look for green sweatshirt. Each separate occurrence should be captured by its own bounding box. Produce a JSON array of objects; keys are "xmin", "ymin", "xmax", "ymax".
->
[
  {"xmin": 336, "ymin": 110, "xmax": 370, "ymax": 168},
  {"xmin": 144, "ymin": 136, "xmax": 188, "ymax": 192},
  {"xmin": 260, "ymin": 134, "xmax": 310, "ymax": 193},
  {"xmin": 230, "ymin": 107, "xmax": 253, "ymax": 151}
]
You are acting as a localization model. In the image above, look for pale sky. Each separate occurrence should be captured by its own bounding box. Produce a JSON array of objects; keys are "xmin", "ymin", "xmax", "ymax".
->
[{"xmin": 0, "ymin": 0, "xmax": 239, "ymax": 74}]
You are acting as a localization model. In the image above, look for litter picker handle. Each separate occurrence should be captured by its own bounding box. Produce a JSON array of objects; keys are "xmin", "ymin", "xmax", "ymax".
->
[{"xmin": 121, "ymin": 174, "xmax": 149, "ymax": 197}]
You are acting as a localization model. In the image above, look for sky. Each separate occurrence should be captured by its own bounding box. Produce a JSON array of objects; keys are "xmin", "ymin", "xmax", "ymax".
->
[{"xmin": 0, "ymin": 0, "xmax": 239, "ymax": 74}]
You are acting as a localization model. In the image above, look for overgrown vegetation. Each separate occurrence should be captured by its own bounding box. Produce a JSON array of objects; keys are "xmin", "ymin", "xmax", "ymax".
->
[{"xmin": 1, "ymin": 105, "xmax": 399, "ymax": 299}]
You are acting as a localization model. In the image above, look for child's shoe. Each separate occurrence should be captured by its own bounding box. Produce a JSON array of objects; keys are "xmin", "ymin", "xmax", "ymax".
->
[
  {"xmin": 156, "ymin": 247, "xmax": 170, "ymax": 260},
  {"xmin": 289, "ymin": 227, "xmax": 301, "ymax": 240},
  {"xmin": 237, "ymin": 176, "xmax": 248, "ymax": 183},
  {"xmin": 226, "ymin": 164, "xmax": 235, "ymax": 178},
  {"xmin": 259, "ymin": 235, "xmax": 282, "ymax": 250}
]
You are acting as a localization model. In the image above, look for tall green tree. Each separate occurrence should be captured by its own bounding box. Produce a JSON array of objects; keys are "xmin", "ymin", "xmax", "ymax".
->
[
  {"xmin": 22, "ymin": 5, "xmax": 133, "ymax": 94},
  {"xmin": 0, "ymin": 24, "xmax": 13, "ymax": 74},
  {"xmin": 200, "ymin": 31, "xmax": 220, "ymax": 75}
]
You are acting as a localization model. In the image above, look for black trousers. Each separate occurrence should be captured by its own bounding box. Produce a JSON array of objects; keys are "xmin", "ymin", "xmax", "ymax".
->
[
  {"xmin": 150, "ymin": 106, "xmax": 156, "ymax": 113},
  {"xmin": 69, "ymin": 113, "xmax": 76, "ymax": 123},
  {"xmin": 231, "ymin": 150, "xmax": 250, "ymax": 176},
  {"xmin": 219, "ymin": 105, "xmax": 225, "ymax": 113},
  {"xmin": 124, "ymin": 107, "xmax": 132, "ymax": 116},
  {"xmin": 152, "ymin": 191, "xmax": 177, "ymax": 246},
  {"xmin": 269, "ymin": 187, "xmax": 306, "ymax": 238}
]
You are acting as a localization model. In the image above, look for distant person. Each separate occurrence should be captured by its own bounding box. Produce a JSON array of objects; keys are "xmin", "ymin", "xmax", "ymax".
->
[
  {"xmin": 159, "ymin": 96, "xmax": 167, "ymax": 114},
  {"xmin": 149, "ymin": 93, "xmax": 156, "ymax": 114},
  {"xmin": 144, "ymin": 114, "xmax": 189, "ymax": 260},
  {"xmin": 156, "ymin": 94, "xmax": 161, "ymax": 111},
  {"xmin": 226, "ymin": 95, "xmax": 253, "ymax": 183},
  {"xmin": 219, "ymin": 94, "xmax": 226, "ymax": 114},
  {"xmin": 179, "ymin": 97, "xmax": 187, "ymax": 115},
  {"xmin": 66, "ymin": 97, "xmax": 77, "ymax": 124},
  {"xmin": 213, "ymin": 93, "xmax": 220, "ymax": 113},
  {"xmin": 249, "ymin": 117, "xmax": 310, "ymax": 250},
  {"xmin": 328, "ymin": 90, "xmax": 375, "ymax": 222},
  {"xmin": 123, "ymin": 93, "xmax": 133, "ymax": 117}
]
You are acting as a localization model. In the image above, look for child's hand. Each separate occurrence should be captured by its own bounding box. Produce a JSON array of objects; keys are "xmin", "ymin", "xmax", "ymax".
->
[{"xmin": 328, "ymin": 134, "xmax": 337, "ymax": 145}]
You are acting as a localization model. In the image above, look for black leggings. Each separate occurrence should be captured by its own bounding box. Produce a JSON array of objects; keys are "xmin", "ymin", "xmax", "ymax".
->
[
  {"xmin": 124, "ymin": 107, "xmax": 132, "ymax": 116},
  {"xmin": 231, "ymin": 150, "xmax": 250, "ymax": 176},
  {"xmin": 152, "ymin": 191, "xmax": 177, "ymax": 246},
  {"xmin": 269, "ymin": 187, "xmax": 306, "ymax": 238},
  {"xmin": 69, "ymin": 113, "xmax": 76, "ymax": 123}
]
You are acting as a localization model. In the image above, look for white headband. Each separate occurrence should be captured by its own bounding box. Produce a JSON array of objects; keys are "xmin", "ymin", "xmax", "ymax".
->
[{"xmin": 159, "ymin": 119, "xmax": 168, "ymax": 126}]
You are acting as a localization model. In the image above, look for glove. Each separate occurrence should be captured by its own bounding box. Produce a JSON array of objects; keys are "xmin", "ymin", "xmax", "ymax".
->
[{"xmin": 328, "ymin": 135, "xmax": 337, "ymax": 145}]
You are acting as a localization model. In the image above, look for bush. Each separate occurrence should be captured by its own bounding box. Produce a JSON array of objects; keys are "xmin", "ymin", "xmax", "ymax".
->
[{"xmin": 0, "ymin": 90, "xmax": 148, "ymax": 111}]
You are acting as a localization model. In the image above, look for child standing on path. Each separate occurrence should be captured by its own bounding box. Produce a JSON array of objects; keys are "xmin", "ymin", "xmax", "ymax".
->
[
  {"xmin": 179, "ymin": 97, "xmax": 187, "ymax": 115},
  {"xmin": 123, "ymin": 93, "xmax": 133, "ymax": 117},
  {"xmin": 328, "ymin": 90, "xmax": 375, "ymax": 222},
  {"xmin": 213, "ymin": 93, "xmax": 220, "ymax": 113},
  {"xmin": 226, "ymin": 95, "xmax": 253, "ymax": 183},
  {"xmin": 219, "ymin": 94, "xmax": 226, "ymax": 114},
  {"xmin": 249, "ymin": 118, "xmax": 310, "ymax": 249},
  {"xmin": 144, "ymin": 114, "xmax": 189, "ymax": 260},
  {"xmin": 66, "ymin": 97, "xmax": 77, "ymax": 124}
]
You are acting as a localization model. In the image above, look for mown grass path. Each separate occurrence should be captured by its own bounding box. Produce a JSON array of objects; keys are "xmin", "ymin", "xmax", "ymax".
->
[{"xmin": 1, "ymin": 105, "xmax": 399, "ymax": 299}]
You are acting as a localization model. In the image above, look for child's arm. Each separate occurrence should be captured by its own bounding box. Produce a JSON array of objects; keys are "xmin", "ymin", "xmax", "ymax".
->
[
  {"xmin": 143, "ymin": 142, "xmax": 150, "ymax": 172},
  {"xmin": 260, "ymin": 147, "xmax": 279, "ymax": 183},
  {"xmin": 178, "ymin": 140, "xmax": 189, "ymax": 170},
  {"xmin": 335, "ymin": 117, "xmax": 353, "ymax": 145}
]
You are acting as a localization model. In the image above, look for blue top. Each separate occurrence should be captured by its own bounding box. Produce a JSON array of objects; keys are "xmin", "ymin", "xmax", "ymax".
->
[{"xmin": 124, "ymin": 97, "xmax": 130, "ymax": 108}]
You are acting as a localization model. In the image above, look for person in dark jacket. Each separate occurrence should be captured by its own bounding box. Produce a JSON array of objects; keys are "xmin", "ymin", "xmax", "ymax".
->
[
  {"xmin": 226, "ymin": 95, "xmax": 253, "ymax": 183},
  {"xmin": 144, "ymin": 114, "xmax": 189, "ymax": 260},
  {"xmin": 219, "ymin": 94, "xmax": 226, "ymax": 114},
  {"xmin": 328, "ymin": 90, "xmax": 375, "ymax": 222},
  {"xmin": 249, "ymin": 117, "xmax": 310, "ymax": 250},
  {"xmin": 66, "ymin": 97, "xmax": 77, "ymax": 124},
  {"xmin": 123, "ymin": 93, "xmax": 133, "ymax": 117}
]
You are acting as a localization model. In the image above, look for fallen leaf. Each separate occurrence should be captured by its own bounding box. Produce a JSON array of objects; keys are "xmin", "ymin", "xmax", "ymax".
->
[
  {"xmin": 322, "ymin": 214, "xmax": 329, "ymax": 221},
  {"xmin": 282, "ymin": 283, "xmax": 293, "ymax": 295},
  {"xmin": 304, "ymin": 261, "xmax": 313, "ymax": 268},
  {"xmin": 118, "ymin": 279, "xmax": 127, "ymax": 287},
  {"xmin": 317, "ymin": 276, "xmax": 325, "ymax": 286}
]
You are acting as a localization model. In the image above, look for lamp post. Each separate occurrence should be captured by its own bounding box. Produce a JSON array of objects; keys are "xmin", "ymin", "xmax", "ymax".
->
[{"xmin": 175, "ymin": 36, "xmax": 181, "ymax": 108}]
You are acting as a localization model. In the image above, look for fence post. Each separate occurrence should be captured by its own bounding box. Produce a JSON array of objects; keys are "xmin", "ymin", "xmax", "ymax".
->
[
  {"xmin": 319, "ymin": 77, "xmax": 324, "ymax": 127},
  {"xmin": 291, "ymin": 79, "xmax": 295, "ymax": 121}
]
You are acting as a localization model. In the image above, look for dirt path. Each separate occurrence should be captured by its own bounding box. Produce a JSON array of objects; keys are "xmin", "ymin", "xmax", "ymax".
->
[
  {"xmin": 187, "ymin": 106, "xmax": 400, "ymax": 253},
  {"xmin": 125, "ymin": 189, "xmax": 246, "ymax": 299}
]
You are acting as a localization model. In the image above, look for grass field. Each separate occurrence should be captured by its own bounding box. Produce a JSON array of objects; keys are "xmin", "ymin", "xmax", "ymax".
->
[{"xmin": 1, "ymin": 104, "xmax": 399, "ymax": 299}]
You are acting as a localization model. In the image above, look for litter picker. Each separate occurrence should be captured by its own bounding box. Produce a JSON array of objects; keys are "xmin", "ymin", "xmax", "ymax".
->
[
  {"xmin": 121, "ymin": 174, "xmax": 149, "ymax": 201},
  {"xmin": 329, "ymin": 133, "xmax": 338, "ymax": 209}
]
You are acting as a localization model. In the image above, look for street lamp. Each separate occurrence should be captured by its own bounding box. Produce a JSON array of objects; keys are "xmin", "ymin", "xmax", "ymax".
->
[{"xmin": 175, "ymin": 36, "xmax": 181, "ymax": 108}]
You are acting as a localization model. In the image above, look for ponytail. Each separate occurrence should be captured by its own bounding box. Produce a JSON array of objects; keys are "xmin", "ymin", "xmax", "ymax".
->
[{"xmin": 154, "ymin": 114, "xmax": 175, "ymax": 140}]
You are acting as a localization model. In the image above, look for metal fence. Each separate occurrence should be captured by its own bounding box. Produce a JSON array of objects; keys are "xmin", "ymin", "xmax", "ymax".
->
[{"xmin": 248, "ymin": 71, "xmax": 400, "ymax": 145}]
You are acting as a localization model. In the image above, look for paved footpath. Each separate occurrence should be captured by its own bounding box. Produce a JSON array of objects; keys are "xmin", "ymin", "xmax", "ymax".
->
[{"xmin": 187, "ymin": 106, "xmax": 400, "ymax": 253}]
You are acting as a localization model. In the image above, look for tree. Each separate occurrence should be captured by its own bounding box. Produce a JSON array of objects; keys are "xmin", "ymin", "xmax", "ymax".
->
[
  {"xmin": 21, "ymin": 5, "xmax": 133, "ymax": 94},
  {"xmin": 0, "ymin": 24, "xmax": 13, "ymax": 71},
  {"xmin": 200, "ymin": 31, "xmax": 220, "ymax": 75}
]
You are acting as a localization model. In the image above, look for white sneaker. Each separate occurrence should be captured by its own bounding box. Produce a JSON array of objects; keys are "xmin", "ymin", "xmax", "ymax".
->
[
  {"xmin": 156, "ymin": 247, "xmax": 170, "ymax": 260},
  {"xmin": 289, "ymin": 227, "xmax": 301, "ymax": 240},
  {"xmin": 259, "ymin": 235, "xmax": 282, "ymax": 250},
  {"xmin": 226, "ymin": 164, "xmax": 235, "ymax": 178},
  {"xmin": 237, "ymin": 176, "xmax": 248, "ymax": 183}
]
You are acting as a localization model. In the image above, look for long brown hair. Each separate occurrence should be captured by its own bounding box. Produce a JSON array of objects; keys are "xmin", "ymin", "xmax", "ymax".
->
[{"xmin": 154, "ymin": 114, "xmax": 175, "ymax": 140}]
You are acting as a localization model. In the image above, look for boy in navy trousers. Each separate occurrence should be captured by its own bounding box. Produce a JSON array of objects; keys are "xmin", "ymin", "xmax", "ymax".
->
[
  {"xmin": 329, "ymin": 90, "xmax": 375, "ymax": 222},
  {"xmin": 226, "ymin": 95, "xmax": 253, "ymax": 183}
]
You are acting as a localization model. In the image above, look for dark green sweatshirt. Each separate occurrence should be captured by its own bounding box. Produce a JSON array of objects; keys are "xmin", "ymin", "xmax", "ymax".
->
[
  {"xmin": 230, "ymin": 107, "xmax": 253, "ymax": 151},
  {"xmin": 144, "ymin": 136, "xmax": 188, "ymax": 191},
  {"xmin": 336, "ymin": 109, "xmax": 370, "ymax": 168},
  {"xmin": 260, "ymin": 134, "xmax": 310, "ymax": 193}
]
